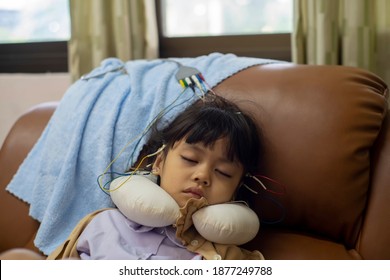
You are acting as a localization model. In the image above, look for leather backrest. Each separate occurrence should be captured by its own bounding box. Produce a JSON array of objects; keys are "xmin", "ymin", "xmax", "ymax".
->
[
  {"xmin": 215, "ymin": 63, "xmax": 388, "ymax": 248},
  {"xmin": 0, "ymin": 102, "xmax": 57, "ymax": 252}
]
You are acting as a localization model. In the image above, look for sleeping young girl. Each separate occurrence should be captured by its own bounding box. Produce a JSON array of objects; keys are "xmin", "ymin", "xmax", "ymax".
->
[{"xmin": 0, "ymin": 94, "xmax": 265, "ymax": 260}]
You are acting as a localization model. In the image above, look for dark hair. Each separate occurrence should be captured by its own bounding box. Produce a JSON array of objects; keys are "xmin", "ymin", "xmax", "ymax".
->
[{"xmin": 146, "ymin": 94, "xmax": 262, "ymax": 175}]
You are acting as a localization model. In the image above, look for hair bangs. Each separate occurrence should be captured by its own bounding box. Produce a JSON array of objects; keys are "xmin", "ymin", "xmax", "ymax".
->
[
  {"xmin": 146, "ymin": 95, "xmax": 262, "ymax": 174},
  {"xmin": 185, "ymin": 106, "xmax": 256, "ymax": 166}
]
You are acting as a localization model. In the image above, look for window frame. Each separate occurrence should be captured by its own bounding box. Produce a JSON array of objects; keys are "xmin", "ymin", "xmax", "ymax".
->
[
  {"xmin": 156, "ymin": 0, "xmax": 291, "ymax": 61},
  {"xmin": 158, "ymin": 33, "xmax": 291, "ymax": 61},
  {"xmin": 0, "ymin": 41, "xmax": 68, "ymax": 73}
]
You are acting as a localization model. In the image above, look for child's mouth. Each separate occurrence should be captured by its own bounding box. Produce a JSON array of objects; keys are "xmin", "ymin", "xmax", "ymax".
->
[{"xmin": 183, "ymin": 188, "xmax": 204, "ymax": 199}]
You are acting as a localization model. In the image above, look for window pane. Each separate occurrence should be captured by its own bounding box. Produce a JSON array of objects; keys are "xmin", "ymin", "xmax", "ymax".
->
[
  {"xmin": 161, "ymin": 0, "xmax": 293, "ymax": 37},
  {"xmin": 0, "ymin": 0, "xmax": 70, "ymax": 43}
]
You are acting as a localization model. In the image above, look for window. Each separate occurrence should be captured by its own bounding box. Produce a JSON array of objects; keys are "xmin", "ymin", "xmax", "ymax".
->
[
  {"xmin": 157, "ymin": 0, "xmax": 292, "ymax": 61},
  {"xmin": 161, "ymin": 0, "xmax": 292, "ymax": 37},
  {"xmin": 0, "ymin": 0, "xmax": 70, "ymax": 43},
  {"xmin": 0, "ymin": 0, "xmax": 70, "ymax": 73},
  {"xmin": 0, "ymin": 0, "xmax": 293, "ymax": 73}
]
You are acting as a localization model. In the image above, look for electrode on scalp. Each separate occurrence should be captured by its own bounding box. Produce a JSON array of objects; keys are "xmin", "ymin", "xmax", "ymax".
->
[{"xmin": 175, "ymin": 65, "xmax": 206, "ymax": 91}]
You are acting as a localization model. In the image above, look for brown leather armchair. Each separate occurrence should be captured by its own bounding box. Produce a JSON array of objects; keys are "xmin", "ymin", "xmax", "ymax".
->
[{"xmin": 1, "ymin": 63, "xmax": 389, "ymax": 259}]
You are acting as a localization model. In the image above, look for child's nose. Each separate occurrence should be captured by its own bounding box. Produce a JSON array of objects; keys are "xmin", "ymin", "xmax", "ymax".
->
[
  {"xmin": 192, "ymin": 167, "xmax": 210, "ymax": 187},
  {"xmin": 194, "ymin": 176, "xmax": 210, "ymax": 187}
]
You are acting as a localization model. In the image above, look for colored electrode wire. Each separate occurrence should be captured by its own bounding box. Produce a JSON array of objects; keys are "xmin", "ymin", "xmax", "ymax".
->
[
  {"xmin": 98, "ymin": 87, "xmax": 188, "ymax": 193},
  {"xmin": 175, "ymin": 64, "xmax": 211, "ymax": 98},
  {"xmin": 98, "ymin": 145, "xmax": 166, "ymax": 194},
  {"xmin": 253, "ymin": 174, "xmax": 287, "ymax": 195},
  {"xmin": 125, "ymin": 87, "xmax": 191, "ymax": 169},
  {"xmin": 243, "ymin": 174, "xmax": 287, "ymax": 225},
  {"xmin": 98, "ymin": 61, "xmax": 214, "ymax": 194}
]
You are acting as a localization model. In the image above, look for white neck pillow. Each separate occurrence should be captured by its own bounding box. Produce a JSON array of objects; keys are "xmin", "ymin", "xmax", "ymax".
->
[
  {"xmin": 110, "ymin": 174, "xmax": 179, "ymax": 227},
  {"xmin": 110, "ymin": 174, "xmax": 260, "ymax": 245}
]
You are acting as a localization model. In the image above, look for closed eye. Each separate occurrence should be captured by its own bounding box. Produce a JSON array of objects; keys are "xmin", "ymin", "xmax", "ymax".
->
[
  {"xmin": 181, "ymin": 155, "xmax": 198, "ymax": 164},
  {"xmin": 216, "ymin": 169, "xmax": 232, "ymax": 178}
]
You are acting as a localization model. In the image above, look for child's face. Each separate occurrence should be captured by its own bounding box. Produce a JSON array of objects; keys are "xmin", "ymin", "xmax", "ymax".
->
[{"xmin": 152, "ymin": 137, "xmax": 244, "ymax": 207}]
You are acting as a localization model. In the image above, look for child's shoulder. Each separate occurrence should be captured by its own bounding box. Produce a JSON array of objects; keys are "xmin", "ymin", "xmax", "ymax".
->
[
  {"xmin": 94, "ymin": 208, "xmax": 125, "ymax": 220},
  {"xmin": 81, "ymin": 208, "xmax": 125, "ymax": 228},
  {"xmin": 89, "ymin": 208, "xmax": 155, "ymax": 232}
]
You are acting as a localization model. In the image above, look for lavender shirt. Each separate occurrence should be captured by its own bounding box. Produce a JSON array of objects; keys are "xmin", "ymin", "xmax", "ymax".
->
[{"xmin": 76, "ymin": 209, "xmax": 202, "ymax": 260}]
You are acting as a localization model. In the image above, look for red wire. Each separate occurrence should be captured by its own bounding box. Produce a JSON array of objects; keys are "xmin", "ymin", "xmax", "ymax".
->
[{"xmin": 253, "ymin": 174, "xmax": 286, "ymax": 195}]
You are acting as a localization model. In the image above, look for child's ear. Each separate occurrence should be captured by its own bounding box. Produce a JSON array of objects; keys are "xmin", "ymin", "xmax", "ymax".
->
[{"xmin": 152, "ymin": 153, "xmax": 164, "ymax": 175}]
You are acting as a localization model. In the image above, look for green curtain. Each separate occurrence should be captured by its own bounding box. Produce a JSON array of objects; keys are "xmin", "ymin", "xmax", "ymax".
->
[
  {"xmin": 292, "ymin": 0, "xmax": 390, "ymax": 85},
  {"xmin": 68, "ymin": 0, "xmax": 158, "ymax": 81}
]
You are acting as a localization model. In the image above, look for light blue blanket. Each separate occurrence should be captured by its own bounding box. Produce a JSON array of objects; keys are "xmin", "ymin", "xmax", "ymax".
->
[{"xmin": 6, "ymin": 53, "xmax": 279, "ymax": 255}]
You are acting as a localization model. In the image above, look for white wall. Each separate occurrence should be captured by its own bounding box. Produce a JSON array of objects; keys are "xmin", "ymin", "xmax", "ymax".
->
[{"xmin": 0, "ymin": 73, "xmax": 71, "ymax": 146}]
